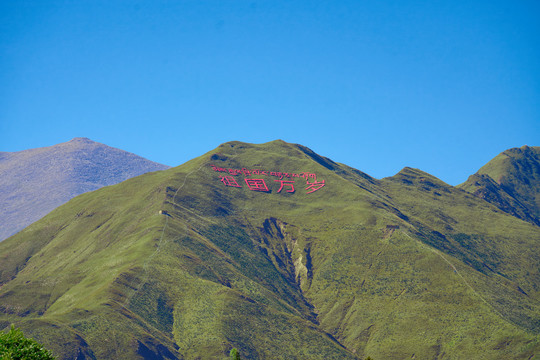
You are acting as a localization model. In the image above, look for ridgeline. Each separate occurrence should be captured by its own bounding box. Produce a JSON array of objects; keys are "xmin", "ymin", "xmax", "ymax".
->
[{"xmin": 0, "ymin": 141, "xmax": 538, "ymax": 359}]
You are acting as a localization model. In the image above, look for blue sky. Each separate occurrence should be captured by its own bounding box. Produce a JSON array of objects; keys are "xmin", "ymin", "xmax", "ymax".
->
[{"xmin": 1, "ymin": 1, "xmax": 538, "ymax": 185}]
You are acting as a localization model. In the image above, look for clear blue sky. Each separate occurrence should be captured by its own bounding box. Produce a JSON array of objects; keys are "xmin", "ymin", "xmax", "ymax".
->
[{"xmin": 1, "ymin": 1, "xmax": 538, "ymax": 185}]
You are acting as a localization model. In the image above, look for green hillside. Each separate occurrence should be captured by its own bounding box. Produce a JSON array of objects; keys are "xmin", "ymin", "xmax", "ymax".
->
[
  {"xmin": 459, "ymin": 145, "xmax": 540, "ymax": 226},
  {"xmin": 0, "ymin": 140, "xmax": 539, "ymax": 359}
]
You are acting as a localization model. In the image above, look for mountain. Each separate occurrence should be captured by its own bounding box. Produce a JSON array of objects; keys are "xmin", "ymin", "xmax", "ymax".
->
[
  {"xmin": 0, "ymin": 140, "xmax": 539, "ymax": 359},
  {"xmin": 0, "ymin": 137, "xmax": 170, "ymax": 241},
  {"xmin": 458, "ymin": 145, "xmax": 540, "ymax": 226}
]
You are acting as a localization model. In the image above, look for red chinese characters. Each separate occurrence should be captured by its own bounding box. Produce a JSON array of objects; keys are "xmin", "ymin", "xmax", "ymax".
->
[
  {"xmin": 220, "ymin": 176, "xmax": 241, "ymax": 187},
  {"xmin": 305, "ymin": 179, "xmax": 325, "ymax": 194},
  {"xmin": 245, "ymin": 179, "xmax": 270, "ymax": 192},
  {"xmin": 274, "ymin": 180, "xmax": 295, "ymax": 193},
  {"xmin": 212, "ymin": 164, "xmax": 326, "ymax": 194}
]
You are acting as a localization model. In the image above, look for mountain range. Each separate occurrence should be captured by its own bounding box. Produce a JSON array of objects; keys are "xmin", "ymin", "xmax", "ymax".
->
[
  {"xmin": 0, "ymin": 140, "xmax": 538, "ymax": 359},
  {"xmin": 0, "ymin": 137, "xmax": 169, "ymax": 241}
]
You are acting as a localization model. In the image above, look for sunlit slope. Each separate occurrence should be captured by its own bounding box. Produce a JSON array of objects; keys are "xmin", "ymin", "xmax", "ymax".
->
[
  {"xmin": 377, "ymin": 167, "xmax": 540, "ymax": 357},
  {"xmin": 0, "ymin": 140, "xmax": 539, "ymax": 359},
  {"xmin": 0, "ymin": 141, "xmax": 359, "ymax": 359},
  {"xmin": 459, "ymin": 145, "xmax": 540, "ymax": 226},
  {"xmin": 0, "ymin": 167, "xmax": 176, "ymax": 359}
]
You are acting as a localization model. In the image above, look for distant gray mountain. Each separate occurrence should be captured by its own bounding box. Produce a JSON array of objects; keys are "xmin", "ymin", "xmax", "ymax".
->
[{"xmin": 0, "ymin": 137, "xmax": 170, "ymax": 241}]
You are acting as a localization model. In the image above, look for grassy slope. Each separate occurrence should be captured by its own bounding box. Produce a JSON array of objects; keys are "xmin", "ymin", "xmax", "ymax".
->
[
  {"xmin": 0, "ymin": 140, "xmax": 539, "ymax": 359},
  {"xmin": 378, "ymin": 167, "xmax": 540, "ymax": 358},
  {"xmin": 0, "ymin": 141, "xmax": 356, "ymax": 359},
  {"xmin": 0, "ymin": 168, "xmax": 174, "ymax": 359},
  {"xmin": 459, "ymin": 145, "xmax": 540, "ymax": 226}
]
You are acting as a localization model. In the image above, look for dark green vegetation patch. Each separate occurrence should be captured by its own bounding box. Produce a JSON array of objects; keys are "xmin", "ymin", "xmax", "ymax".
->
[{"xmin": 0, "ymin": 325, "xmax": 56, "ymax": 359}]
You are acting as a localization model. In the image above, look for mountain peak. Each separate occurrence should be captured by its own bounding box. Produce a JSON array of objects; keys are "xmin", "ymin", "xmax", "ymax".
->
[
  {"xmin": 69, "ymin": 137, "xmax": 95, "ymax": 144},
  {"xmin": 498, "ymin": 144, "xmax": 538, "ymax": 158},
  {"xmin": 0, "ymin": 139, "xmax": 170, "ymax": 241},
  {"xmin": 386, "ymin": 166, "xmax": 449, "ymax": 188},
  {"xmin": 70, "ymin": 137, "xmax": 92, "ymax": 141},
  {"xmin": 459, "ymin": 145, "xmax": 540, "ymax": 226}
]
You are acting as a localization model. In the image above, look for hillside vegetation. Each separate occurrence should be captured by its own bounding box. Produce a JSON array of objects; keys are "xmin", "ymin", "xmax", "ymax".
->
[
  {"xmin": 459, "ymin": 145, "xmax": 540, "ymax": 226},
  {"xmin": 0, "ymin": 140, "xmax": 538, "ymax": 359}
]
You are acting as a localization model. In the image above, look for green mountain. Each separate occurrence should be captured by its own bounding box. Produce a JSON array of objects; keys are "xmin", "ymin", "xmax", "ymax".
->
[
  {"xmin": 0, "ymin": 141, "xmax": 539, "ymax": 359},
  {"xmin": 459, "ymin": 145, "xmax": 540, "ymax": 226}
]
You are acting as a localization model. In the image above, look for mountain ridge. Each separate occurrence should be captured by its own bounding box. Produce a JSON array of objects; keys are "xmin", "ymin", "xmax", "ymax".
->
[
  {"xmin": 0, "ymin": 140, "xmax": 539, "ymax": 359},
  {"xmin": 459, "ymin": 145, "xmax": 540, "ymax": 226}
]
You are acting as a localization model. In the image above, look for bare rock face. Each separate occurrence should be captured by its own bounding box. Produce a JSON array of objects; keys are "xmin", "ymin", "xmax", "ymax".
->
[{"xmin": 0, "ymin": 137, "xmax": 170, "ymax": 241}]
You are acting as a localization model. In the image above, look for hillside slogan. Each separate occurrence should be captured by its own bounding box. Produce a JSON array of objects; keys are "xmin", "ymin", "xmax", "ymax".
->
[{"xmin": 210, "ymin": 165, "xmax": 325, "ymax": 194}]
